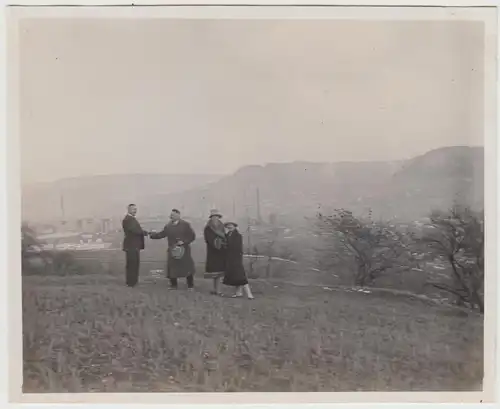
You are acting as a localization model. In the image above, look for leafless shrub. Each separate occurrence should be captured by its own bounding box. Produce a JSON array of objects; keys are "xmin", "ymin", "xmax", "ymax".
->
[
  {"xmin": 420, "ymin": 205, "xmax": 484, "ymax": 313},
  {"xmin": 316, "ymin": 209, "xmax": 418, "ymax": 287}
]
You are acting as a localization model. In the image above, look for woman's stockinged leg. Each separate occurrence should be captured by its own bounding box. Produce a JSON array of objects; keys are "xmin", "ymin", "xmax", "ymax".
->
[
  {"xmin": 231, "ymin": 286, "xmax": 243, "ymax": 297},
  {"xmin": 213, "ymin": 276, "xmax": 221, "ymax": 294},
  {"xmin": 243, "ymin": 284, "xmax": 254, "ymax": 299}
]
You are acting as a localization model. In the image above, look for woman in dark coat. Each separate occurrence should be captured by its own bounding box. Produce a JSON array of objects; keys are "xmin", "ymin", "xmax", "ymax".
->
[
  {"xmin": 223, "ymin": 222, "xmax": 254, "ymax": 299},
  {"xmin": 203, "ymin": 209, "xmax": 227, "ymax": 295}
]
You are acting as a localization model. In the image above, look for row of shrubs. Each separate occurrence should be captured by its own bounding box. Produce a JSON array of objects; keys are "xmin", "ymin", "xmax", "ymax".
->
[{"xmin": 314, "ymin": 204, "xmax": 484, "ymax": 313}]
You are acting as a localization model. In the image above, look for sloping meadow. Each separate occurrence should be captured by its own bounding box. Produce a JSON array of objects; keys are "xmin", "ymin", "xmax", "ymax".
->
[{"xmin": 22, "ymin": 274, "xmax": 483, "ymax": 393}]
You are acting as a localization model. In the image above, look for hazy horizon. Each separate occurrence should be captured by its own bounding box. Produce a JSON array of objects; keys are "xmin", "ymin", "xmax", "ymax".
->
[
  {"xmin": 22, "ymin": 143, "xmax": 483, "ymax": 187},
  {"xmin": 20, "ymin": 19, "xmax": 484, "ymax": 185}
]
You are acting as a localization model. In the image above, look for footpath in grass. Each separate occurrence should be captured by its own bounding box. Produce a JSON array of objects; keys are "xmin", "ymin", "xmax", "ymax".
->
[{"xmin": 22, "ymin": 275, "xmax": 483, "ymax": 392}]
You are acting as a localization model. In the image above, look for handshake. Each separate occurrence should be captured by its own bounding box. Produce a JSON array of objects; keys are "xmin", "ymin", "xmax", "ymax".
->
[{"xmin": 143, "ymin": 230, "xmax": 184, "ymax": 246}]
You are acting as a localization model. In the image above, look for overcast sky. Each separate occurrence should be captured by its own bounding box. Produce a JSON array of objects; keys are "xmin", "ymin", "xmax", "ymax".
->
[{"xmin": 19, "ymin": 19, "xmax": 484, "ymax": 184}]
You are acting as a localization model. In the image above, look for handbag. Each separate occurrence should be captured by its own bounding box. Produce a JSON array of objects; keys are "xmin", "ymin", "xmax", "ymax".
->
[{"xmin": 213, "ymin": 236, "xmax": 225, "ymax": 250}]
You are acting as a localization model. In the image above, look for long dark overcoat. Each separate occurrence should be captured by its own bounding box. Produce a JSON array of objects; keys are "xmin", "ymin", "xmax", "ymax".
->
[
  {"xmin": 223, "ymin": 230, "xmax": 249, "ymax": 287},
  {"xmin": 204, "ymin": 224, "xmax": 227, "ymax": 276},
  {"xmin": 150, "ymin": 220, "xmax": 196, "ymax": 279}
]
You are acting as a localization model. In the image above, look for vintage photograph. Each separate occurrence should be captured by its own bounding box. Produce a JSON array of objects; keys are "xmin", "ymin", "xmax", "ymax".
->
[{"xmin": 9, "ymin": 5, "xmax": 494, "ymax": 399}]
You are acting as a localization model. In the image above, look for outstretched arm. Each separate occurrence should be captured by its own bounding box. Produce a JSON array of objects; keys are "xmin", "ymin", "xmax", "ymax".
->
[{"xmin": 150, "ymin": 225, "xmax": 168, "ymax": 240}]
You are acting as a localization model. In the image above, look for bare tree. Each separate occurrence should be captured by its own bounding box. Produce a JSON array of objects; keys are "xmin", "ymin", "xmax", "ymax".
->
[
  {"xmin": 316, "ymin": 209, "xmax": 417, "ymax": 287},
  {"xmin": 421, "ymin": 205, "xmax": 484, "ymax": 313}
]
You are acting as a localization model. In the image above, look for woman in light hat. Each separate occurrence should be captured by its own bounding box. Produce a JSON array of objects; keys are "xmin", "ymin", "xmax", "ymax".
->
[
  {"xmin": 203, "ymin": 209, "xmax": 227, "ymax": 295},
  {"xmin": 223, "ymin": 222, "xmax": 254, "ymax": 299}
]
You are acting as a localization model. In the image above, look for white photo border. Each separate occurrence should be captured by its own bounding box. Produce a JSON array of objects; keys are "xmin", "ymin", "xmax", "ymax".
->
[{"xmin": 2, "ymin": 1, "xmax": 498, "ymax": 406}]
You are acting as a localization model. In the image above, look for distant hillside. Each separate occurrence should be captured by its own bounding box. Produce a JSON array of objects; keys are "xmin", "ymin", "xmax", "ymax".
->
[
  {"xmin": 22, "ymin": 174, "xmax": 222, "ymax": 222},
  {"xmin": 146, "ymin": 160, "xmax": 404, "ymax": 222},
  {"xmin": 374, "ymin": 146, "xmax": 484, "ymax": 220},
  {"xmin": 22, "ymin": 146, "xmax": 484, "ymax": 224},
  {"xmin": 148, "ymin": 146, "xmax": 484, "ymax": 223}
]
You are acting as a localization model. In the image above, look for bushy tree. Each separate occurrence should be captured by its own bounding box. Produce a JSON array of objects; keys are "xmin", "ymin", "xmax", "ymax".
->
[
  {"xmin": 21, "ymin": 224, "xmax": 82, "ymax": 276},
  {"xmin": 421, "ymin": 205, "xmax": 484, "ymax": 312},
  {"xmin": 21, "ymin": 224, "xmax": 51, "ymax": 273},
  {"xmin": 316, "ymin": 209, "xmax": 418, "ymax": 287},
  {"xmin": 21, "ymin": 224, "xmax": 39, "ymax": 257}
]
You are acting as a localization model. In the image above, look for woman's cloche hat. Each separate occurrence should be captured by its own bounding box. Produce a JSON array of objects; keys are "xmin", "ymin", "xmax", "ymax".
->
[{"xmin": 209, "ymin": 209, "xmax": 222, "ymax": 218}]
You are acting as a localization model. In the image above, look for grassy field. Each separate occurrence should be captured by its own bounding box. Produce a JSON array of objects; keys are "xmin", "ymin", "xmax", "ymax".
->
[{"xmin": 22, "ymin": 273, "xmax": 483, "ymax": 393}]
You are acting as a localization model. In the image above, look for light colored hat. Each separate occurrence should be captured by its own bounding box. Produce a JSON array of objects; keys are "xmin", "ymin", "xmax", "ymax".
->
[
  {"xmin": 209, "ymin": 209, "xmax": 222, "ymax": 218},
  {"xmin": 224, "ymin": 221, "xmax": 238, "ymax": 228}
]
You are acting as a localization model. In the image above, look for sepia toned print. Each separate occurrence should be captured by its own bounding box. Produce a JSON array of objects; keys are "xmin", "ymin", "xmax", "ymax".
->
[{"xmin": 7, "ymin": 4, "xmax": 496, "ymax": 404}]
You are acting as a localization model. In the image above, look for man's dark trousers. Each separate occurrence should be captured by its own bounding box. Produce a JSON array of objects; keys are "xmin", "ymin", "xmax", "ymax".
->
[{"xmin": 125, "ymin": 249, "xmax": 140, "ymax": 287}]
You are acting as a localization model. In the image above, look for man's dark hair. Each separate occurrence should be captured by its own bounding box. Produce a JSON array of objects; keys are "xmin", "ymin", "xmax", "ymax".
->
[
  {"xmin": 171, "ymin": 208, "xmax": 181, "ymax": 214},
  {"xmin": 128, "ymin": 204, "xmax": 137, "ymax": 209}
]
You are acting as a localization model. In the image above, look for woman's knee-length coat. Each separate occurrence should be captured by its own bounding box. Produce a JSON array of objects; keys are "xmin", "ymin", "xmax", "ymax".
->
[
  {"xmin": 204, "ymin": 223, "xmax": 227, "ymax": 277},
  {"xmin": 223, "ymin": 230, "xmax": 248, "ymax": 287}
]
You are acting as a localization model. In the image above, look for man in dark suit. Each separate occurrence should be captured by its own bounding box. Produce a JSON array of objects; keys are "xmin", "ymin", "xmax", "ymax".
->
[{"xmin": 122, "ymin": 204, "xmax": 149, "ymax": 287}]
